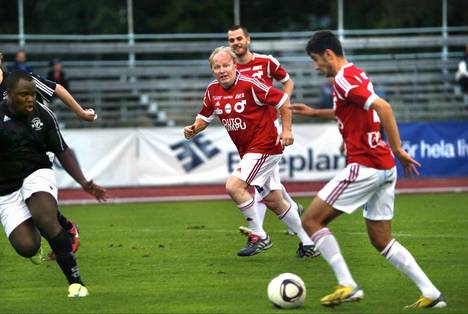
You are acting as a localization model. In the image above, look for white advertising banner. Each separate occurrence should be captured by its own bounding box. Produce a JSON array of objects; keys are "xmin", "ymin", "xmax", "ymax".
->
[{"xmin": 55, "ymin": 124, "xmax": 345, "ymax": 188}]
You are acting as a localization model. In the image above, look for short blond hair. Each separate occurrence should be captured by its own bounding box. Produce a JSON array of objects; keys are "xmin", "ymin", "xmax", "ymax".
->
[{"xmin": 208, "ymin": 46, "xmax": 237, "ymax": 67}]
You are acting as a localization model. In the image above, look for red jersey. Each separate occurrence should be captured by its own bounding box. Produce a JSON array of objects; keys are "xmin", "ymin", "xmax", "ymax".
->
[
  {"xmin": 198, "ymin": 73, "xmax": 288, "ymax": 157},
  {"xmin": 333, "ymin": 63, "xmax": 395, "ymax": 169},
  {"xmin": 236, "ymin": 53, "xmax": 290, "ymax": 121}
]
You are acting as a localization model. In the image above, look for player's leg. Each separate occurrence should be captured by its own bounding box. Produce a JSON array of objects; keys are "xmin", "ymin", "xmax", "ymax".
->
[
  {"xmin": 48, "ymin": 210, "xmax": 80, "ymax": 260},
  {"xmin": 364, "ymin": 167, "xmax": 445, "ymax": 308},
  {"xmin": 226, "ymin": 175, "xmax": 272, "ymax": 256},
  {"xmin": 26, "ymin": 192, "xmax": 88, "ymax": 296},
  {"xmin": 303, "ymin": 164, "xmax": 377, "ymax": 306},
  {"xmin": 261, "ymin": 171, "xmax": 318, "ymax": 258},
  {"xmin": 302, "ymin": 197, "xmax": 362, "ymax": 305},
  {"xmin": 253, "ymin": 188, "xmax": 268, "ymax": 224},
  {"xmin": 279, "ymin": 183, "xmax": 303, "ymax": 235},
  {"xmin": 226, "ymin": 175, "xmax": 266, "ymax": 238},
  {"xmin": 23, "ymin": 169, "xmax": 87, "ymax": 297},
  {"xmin": 8, "ymin": 219, "xmax": 42, "ymax": 258},
  {"xmin": 366, "ymin": 219, "xmax": 446, "ymax": 308},
  {"xmin": 1, "ymin": 189, "xmax": 43, "ymax": 263}
]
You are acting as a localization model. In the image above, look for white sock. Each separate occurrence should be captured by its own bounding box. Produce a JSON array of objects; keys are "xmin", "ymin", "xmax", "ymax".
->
[
  {"xmin": 280, "ymin": 184, "xmax": 295, "ymax": 207},
  {"xmin": 311, "ymin": 228, "xmax": 357, "ymax": 288},
  {"xmin": 278, "ymin": 205, "xmax": 313, "ymax": 245},
  {"xmin": 254, "ymin": 189, "xmax": 267, "ymax": 224},
  {"xmin": 382, "ymin": 239, "xmax": 440, "ymax": 299},
  {"xmin": 237, "ymin": 198, "xmax": 266, "ymax": 238}
]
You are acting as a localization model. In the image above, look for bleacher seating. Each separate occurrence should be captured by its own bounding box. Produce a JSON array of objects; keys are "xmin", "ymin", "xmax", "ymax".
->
[{"xmin": 1, "ymin": 30, "xmax": 467, "ymax": 128}]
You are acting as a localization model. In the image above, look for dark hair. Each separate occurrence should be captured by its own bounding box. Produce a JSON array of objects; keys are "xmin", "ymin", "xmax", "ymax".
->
[
  {"xmin": 6, "ymin": 70, "xmax": 34, "ymax": 90},
  {"xmin": 49, "ymin": 58, "xmax": 61, "ymax": 67},
  {"xmin": 306, "ymin": 30, "xmax": 344, "ymax": 57},
  {"xmin": 228, "ymin": 25, "xmax": 249, "ymax": 37}
]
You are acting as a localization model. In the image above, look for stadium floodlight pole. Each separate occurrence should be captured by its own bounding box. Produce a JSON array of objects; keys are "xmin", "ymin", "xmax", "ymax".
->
[
  {"xmin": 233, "ymin": 0, "xmax": 240, "ymax": 25},
  {"xmin": 17, "ymin": 0, "xmax": 25, "ymax": 46},
  {"xmin": 127, "ymin": 0, "xmax": 136, "ymax": 82},
  {"xmin": 337, "ymin": 0, "xmax": 344, "ymax": 42},
  {"xmin": 442, "ymin": 0, "xmax": 448, "ymax": 62}
]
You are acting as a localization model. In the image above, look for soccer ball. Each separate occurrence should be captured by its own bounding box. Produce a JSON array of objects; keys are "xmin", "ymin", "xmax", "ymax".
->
[{"xmin": 267, "ymin": 273, "xmax": 306, "ymax": 308}]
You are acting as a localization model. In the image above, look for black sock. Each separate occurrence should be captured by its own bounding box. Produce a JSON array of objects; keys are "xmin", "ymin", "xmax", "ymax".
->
[
  {"xmin": 57, "ymin": 211, "xmax": 73, "ymax": 231},
  {"xmin": 47, "ymin": 229, "xmax": 83, "ymax": 285}
]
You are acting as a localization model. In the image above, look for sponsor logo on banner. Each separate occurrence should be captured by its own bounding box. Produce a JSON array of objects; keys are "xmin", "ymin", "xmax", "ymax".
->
[{"xmin": 170, "ymin": 133, "xmax": 220, "ymax": 172}]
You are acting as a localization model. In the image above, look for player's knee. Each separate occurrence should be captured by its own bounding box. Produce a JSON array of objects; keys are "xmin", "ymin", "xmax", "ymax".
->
[
  {"xmin": 368, "ymin": 236, "xmax": 387, "ymax": 251},
  {"xmin": 225, "ymin": 177, "xmax": 245, "ymax": 198},
  {"xmin": 13, "ymin": 238, "xmax": 41, "ymax": 258},
  {"xmin": 32, "ymin": 216, "xmax": 61, "ymax": 240},
  {"xmin": 301, "ymin": 218, "xmax": 321, "ymax": 235}
]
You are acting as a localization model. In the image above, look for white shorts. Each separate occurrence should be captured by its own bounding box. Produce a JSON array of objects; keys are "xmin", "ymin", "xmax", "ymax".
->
[
  {"xmin": 0, "ymin": 169, "xmax": 58, "ymax": 237},
  {"xmin": 232, "ymin": 153, "xmax": 283, "ymax": 198},
  {"xmin": 317, "ymin": 163, "xmax": 397, "ymax": 220}
]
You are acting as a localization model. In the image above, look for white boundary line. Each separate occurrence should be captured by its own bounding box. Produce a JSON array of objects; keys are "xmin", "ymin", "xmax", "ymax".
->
[{"xmin": 58, "ymin": 186, "xmax": 468, "ymax": 205}]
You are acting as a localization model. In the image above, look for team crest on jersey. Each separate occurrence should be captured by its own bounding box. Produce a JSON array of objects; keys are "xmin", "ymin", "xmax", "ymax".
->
[
  {"xmin": 31, "ymin": 117, "xmax": 44, "ymax": 130},
  {"xmin": 224, "ymin": 103, "xmax": 232, "ymax": 114}
]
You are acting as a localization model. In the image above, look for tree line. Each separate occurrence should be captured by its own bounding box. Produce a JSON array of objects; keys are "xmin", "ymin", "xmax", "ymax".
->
[{"xmin": 0, "ymin": 0, "xmax": 467, "ymax": 35}]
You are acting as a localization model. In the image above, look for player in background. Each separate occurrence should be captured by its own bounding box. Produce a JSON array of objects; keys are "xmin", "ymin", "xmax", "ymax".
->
[
  {"xmin": 0, "ymin": 52, "xmax": 97, "ymax": 261},
  {"xmin": 0, "ymin": 71, "xmax": 107, "ymax": 296},
  {"xmin": 293, "ymin": 30, "xmax": 446, "ymax": 308},
  {"xmin": 227, "ymin": 26, "xmax": 317, "ymax": 256},
  {"xmin": 184, "ymin": 47, "xmax": 313, "ymax": 257}
]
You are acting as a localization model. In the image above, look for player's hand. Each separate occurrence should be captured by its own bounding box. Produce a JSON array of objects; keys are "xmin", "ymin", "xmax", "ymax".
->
[
  {"xmin": 81, "ymin": 179, "xmax": 108, "ymax": 202},
  {"xmin": 78, "ymin": 108, "xmax": 98, "ymax": 122},
  {"xmin": 290, "ymin": 103, "xmax": 317, "ymax": 117},
  {"xmin": 184, "ymin": 124, "xmax": 197, "ymax": 139},
  {"xmin": 280, "ymin": 129, "xmax": 294, "ymax": 147},
  {"xmin": 394, "ymin": 148, "xmax": 421, "ymax": 177}
]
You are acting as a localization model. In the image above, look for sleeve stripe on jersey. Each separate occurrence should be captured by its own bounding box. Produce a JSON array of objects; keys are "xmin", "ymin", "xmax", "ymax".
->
[
  {"xmin": 251, "ymin": 87, "xmax": 266, "ymax": 106},
  {"xmin": 196, "ymin": 113, "xmax": 215, "ymax": 123},
  {"xmin": 333, "ymin": 85, "xmax": 345, "ymax": 100},
  {"xmin": 363, "ymin": 93, "xmax": 378, "ymax": 110},
  {"xmin": 280, "ymin": 73, "xmax": 290, "ymax": 83},
  {"xmin": 38, "ymin": 103, "xmax": 65, "ymax": 151},
  {"xmin": 240, "ymin": 76, "xmax": 270, "ymax": 92},
  {"xmin": 32, "ymin": 77, "xmax": 54, "ymax": 97},
  {"xmin": 275, "ymin": 94, "xmax": 288, "ymax": 110},
  {"xmin": 335, "ymin": 73, "xmax": 358, "ymax": 97},
  {"xmin": 203, "ymin": 90, "xmax": 212, "ymax": 107}
]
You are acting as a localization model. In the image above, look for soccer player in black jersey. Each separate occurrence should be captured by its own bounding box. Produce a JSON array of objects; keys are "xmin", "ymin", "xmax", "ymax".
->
[
  {"xmin": 1, "ymin": 52, "xmax": 96, "ymax": 260},
  {"xmin": 0, "ymin": 71, "xmax": 107, "ymax": 297}
]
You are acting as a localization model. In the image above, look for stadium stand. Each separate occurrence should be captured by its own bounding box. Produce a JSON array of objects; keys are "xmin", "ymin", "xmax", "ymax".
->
[{"xmin": 1, "ymin": 28, "xmax": 467, "ymax": 128}]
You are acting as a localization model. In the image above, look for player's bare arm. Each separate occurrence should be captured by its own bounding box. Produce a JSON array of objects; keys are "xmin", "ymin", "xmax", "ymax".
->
[
  {"xmin": 184, "ymin": 118, "xmax": 208, "ymax": 140},
  {"xmin": 54, "ymin": 84, "xmax": 97, "ymax": 122},
  {"xmin": 371, "ymin": 97, "xmax": 421, "ymax": 176},
  {"xmin": 279, "ymin": 98, "xmax": 294, "ymax": 147},
  {"xmin": 282, "ymin": 78, "xmax": 294, "ymax": 98},
  {"xmin": 291, "ymin": 103, "xmax": 336, "ymax": 119}
]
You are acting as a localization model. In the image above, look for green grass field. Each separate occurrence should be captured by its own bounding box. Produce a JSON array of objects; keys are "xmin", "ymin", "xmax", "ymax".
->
[{"xmin": 0, "ymin": 193, "xmax": 467, "ymax": 314}]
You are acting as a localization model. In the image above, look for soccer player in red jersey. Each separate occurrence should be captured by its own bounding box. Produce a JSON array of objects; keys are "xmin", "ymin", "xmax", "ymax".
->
[
  {"xmin": 184, "ymin": 47, "xmax": 313, "ymax": 257},
  {"xmin": 227, "ymin": 26, "xmax": 318, "ymax": 257},
  {"xmin": 293, "ymin": 30, "xmax": 446, "ymax": 308}
]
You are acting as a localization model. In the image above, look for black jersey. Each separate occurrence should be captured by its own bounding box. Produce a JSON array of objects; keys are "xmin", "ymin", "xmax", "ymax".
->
[
  {"xmin": 0, "ymin": 100, "xmax": 68, "ymax": 195},
  {"xmin": 1, "ymin": 71, "xmax": 56, "ymax": 105}
]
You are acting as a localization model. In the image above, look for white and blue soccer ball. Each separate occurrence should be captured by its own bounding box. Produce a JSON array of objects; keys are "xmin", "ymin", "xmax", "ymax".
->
[{"xmin": 267, "ymin": 273, "xmax": 306, "ymax": 308}]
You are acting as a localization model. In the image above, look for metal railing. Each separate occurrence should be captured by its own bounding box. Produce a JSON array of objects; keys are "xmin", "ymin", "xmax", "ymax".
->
[{"xmin": 1, "ymin": 27, "xmax": 467, "ymax": 128}]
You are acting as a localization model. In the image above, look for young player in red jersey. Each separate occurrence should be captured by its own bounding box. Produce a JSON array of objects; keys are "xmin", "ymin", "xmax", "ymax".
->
[
  {"xmin": 184, "ymin": 47, "xmax": 311, "ymax": 257},
  {"xmin": 293, "ymin": 30, "xmax": 446, "ymax": 308},
  {"xmin": 227, "ymin": 26, "xmax": 318, "ymax": 257}
]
